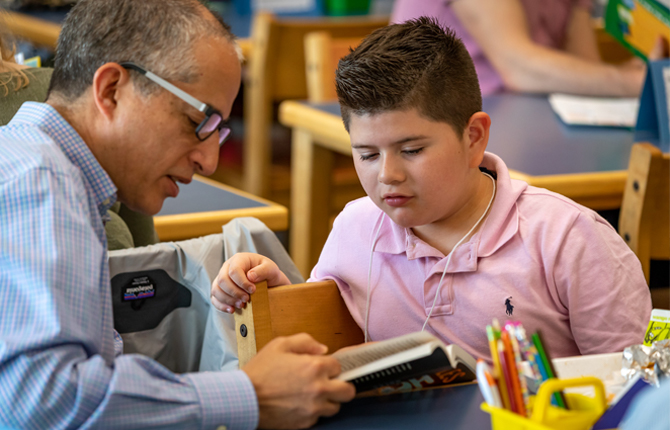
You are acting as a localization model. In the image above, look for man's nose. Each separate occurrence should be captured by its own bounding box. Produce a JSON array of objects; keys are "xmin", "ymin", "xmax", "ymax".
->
[{"xmin": 191, "ymin": 135, "xmax": 220, "ymax": 176}]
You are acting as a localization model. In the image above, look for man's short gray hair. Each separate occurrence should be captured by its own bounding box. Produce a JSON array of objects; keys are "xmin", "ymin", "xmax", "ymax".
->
[{"xmin": 48, "ymin": 0, "xmax": 238, "ymax": 100}]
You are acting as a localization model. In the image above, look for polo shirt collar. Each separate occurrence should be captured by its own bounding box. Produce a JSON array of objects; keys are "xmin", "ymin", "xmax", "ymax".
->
[
  {"xmin": 477, "ymin": 152, "xmax": 525, "ymax": 258},
  {"xmin": 371, "ymin": 152, "xmax": 525, "ymax": 270},
  {"xmin": 11, "ymin": 102, "xmax": 118, "ymax": 217}
]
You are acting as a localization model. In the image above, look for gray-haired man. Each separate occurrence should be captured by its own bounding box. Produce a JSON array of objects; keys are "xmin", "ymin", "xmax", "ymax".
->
[{"xmin": 0, "ymin": 0, "xmax": 354, "ymax": 428}]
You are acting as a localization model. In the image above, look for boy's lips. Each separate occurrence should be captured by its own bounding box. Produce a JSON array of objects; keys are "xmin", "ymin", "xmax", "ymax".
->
[{"xmin": 383, "ymin": 194, "xmax": 412, "ymax": 207}]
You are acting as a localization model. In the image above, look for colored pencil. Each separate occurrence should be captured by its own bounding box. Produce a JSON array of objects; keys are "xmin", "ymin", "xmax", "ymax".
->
[{"xmin": 487, "ymin": 325, "xmax": 511, "ymax": 410}]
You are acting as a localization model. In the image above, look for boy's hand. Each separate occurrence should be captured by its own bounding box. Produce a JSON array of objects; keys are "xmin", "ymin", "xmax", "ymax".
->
[
  {"xmin": 242, "ymin": 333, "xmax": 356, "ymax": 429},
  {"xmin": 210, "ymin": 252, "xmax": 291, "ymax": 313}
]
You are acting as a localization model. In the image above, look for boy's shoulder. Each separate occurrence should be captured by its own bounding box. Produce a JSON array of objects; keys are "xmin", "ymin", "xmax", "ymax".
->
[
  {"xmin": 514, "ymin": 181, "xmax": 612, "ymax": 233},
  {"xmin": 336, "ymin": 196, "xmax": 384, "ymax": 226},
  {"xmin": 518, "ymin": 183, "xmax": 595, "ymax": 216}
]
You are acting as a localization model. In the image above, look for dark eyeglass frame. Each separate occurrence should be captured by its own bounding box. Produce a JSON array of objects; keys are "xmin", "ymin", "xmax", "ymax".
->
[{"xmin": 120, "ymin": 62, "xmax": 231, "ymax": 146}]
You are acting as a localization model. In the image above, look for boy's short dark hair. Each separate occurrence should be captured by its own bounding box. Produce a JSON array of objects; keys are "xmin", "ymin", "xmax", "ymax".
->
[{"xmin": 335, "ymin": 17, "xmax": 482, "ymax": 135}]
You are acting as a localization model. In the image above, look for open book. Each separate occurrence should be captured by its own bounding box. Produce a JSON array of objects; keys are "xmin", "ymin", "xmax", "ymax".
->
[{"xmin": 332, "ymin": 331, "xmax": 477, "ymax": 394}]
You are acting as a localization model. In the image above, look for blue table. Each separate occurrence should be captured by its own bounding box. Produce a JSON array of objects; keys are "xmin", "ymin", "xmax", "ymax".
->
[
  {"xmin": 313, "ymin": 383, "xmax": 490, "ymax": 430},
  {"xmin": 279, "ymin": 94, "xmax": 635, "ymax": 276},
  {"xmin": 154, "ymin": 175, "xmax": 287, "ymax": 242}
]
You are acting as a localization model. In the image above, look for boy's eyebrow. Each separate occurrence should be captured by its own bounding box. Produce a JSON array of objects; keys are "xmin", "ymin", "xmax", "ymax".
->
[{"xmin": 351, "ymin": 135, "xmax": 429, "ymax": 149}]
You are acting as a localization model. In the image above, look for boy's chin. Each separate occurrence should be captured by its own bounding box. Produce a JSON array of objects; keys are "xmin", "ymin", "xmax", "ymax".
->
[{"xmin": 381, "ymin": 210, "xmax": 420, "ymax": 229}]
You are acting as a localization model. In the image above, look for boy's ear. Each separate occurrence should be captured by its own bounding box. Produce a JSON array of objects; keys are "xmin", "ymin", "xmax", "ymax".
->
[
  {"xmin": 91, "ymin": 62, "xmax": 133, "ymax": 122},
  {"xmin": 464, "ymin": 111, "xmax": 491, "ymax": 168}
]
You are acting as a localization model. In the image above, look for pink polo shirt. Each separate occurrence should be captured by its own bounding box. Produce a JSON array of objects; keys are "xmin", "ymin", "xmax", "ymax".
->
[
  {"xmin": 310, "ymin": 152, "xmax": 651, "ymax": 361},
  {"xmin": 391, "ymin": 0, "xmax": 593, "ymax": 96}
]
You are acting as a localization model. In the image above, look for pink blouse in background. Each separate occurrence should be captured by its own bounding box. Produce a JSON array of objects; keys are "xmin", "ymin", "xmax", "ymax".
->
[{"xmin": 391, "ymin": 0, "xmax": 594, "ymax": 95}]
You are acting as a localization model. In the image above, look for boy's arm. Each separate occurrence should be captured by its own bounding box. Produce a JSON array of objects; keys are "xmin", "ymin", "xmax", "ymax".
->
[
  {"xmin": 211, "ymin": 252, "xmax": 291, "ymax": 313},
  {"xmin": 551, "ymin": 212, "xmax": 651, "ymax": 355}
]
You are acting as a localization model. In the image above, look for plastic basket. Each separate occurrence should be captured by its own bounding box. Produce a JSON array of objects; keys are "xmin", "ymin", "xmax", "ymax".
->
[{"xmin": 481, "ymin": 377, "xmax": 608, "ymax": 430}]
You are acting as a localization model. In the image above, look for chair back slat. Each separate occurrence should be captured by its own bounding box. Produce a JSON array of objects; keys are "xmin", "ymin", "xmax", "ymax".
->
[
  {"xmin": 619, "ymin": 143, "xmax": 670, "ymax": 283},
  {"xmin": 235, "ymin": 280, "xmax": 364, "ymax": 366}
]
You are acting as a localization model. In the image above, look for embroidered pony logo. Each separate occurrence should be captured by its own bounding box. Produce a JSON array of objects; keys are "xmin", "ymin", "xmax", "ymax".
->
[{"xmin": 505, "ymin": 296, "xmax": 514, "ymax": 316}]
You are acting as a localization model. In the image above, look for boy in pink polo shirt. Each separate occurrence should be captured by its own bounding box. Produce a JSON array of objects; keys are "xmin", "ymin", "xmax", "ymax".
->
[{"xmin": 211, "ymin": 18, "xmax": 651, "ymax": 360}]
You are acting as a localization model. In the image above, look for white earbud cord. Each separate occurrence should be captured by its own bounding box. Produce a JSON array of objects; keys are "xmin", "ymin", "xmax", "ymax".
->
[
  {"xmin": 364, "ymin": 172, "xmax": 496, "ymax": 342},
  {"xmin": 421, "ymin": 172, "xmax": 496, "ymax": 332},
  {"xmin": 364, "ymin": 213, "xmax": 387, "ymax": 343}
]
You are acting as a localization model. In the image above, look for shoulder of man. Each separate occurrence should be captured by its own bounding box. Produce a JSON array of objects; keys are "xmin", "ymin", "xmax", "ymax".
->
[{"xmin": 0, "ymin": 129, "xmax": 84, "ymax": 190}]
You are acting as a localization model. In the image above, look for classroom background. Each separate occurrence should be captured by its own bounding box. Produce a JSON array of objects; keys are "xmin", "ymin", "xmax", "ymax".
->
[{"xmin": 1, "ymin": 0, "xmax": 667, "ymax": 309}]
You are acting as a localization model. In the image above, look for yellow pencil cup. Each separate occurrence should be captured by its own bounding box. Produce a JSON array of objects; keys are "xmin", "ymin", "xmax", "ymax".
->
[{"xmin": 481, "ymin": 376, "xmax": 608, "ymax": 430}]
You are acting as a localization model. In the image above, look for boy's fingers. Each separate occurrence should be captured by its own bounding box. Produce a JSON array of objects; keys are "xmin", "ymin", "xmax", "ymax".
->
[
  {"xmin": 228, "ymin": 266, "xmax": 256, "ymax": 296},
  {"xmin": 247, "ymin": 263, "xmax": 274, "ymax": 285},
  {"xmin": 248, "ymin": 263, "xmax": 292, "ymax": 288},
  {"xmin": 211, "ymin": 296, "xmax": 235, "ymax": 313},
  {"xmin": 211, "ymin": 286, "xmax": 238, "ymax": 307}
]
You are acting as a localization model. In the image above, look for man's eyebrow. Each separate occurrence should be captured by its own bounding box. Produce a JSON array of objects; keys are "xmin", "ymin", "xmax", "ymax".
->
[{"xmin": 351, "ymin": 135, "xmax": 428, "ymax": 149}]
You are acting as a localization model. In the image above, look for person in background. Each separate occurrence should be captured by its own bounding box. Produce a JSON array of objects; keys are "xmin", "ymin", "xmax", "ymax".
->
[
  {"xmin": 0, "ymin": 0, "xmax": 354, "ymax": 429},
  {"xmin": 0, "ymin": 19, "xmax": 52, "ymax": 122},
  {"xmin": 212, "ymin": 17, "xmax": 651, "ymax": 363},
  {"xmin": 391, "ymin": 0, "xmax": 665, "ymax": 97}
]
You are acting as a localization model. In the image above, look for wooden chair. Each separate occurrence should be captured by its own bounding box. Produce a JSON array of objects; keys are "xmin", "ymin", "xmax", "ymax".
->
[
  {"xmin": 3, "ymin": 11, "xmax": 61, "ymax": 49},
  {"xmin": 304, "ymin": 31, "xmax": 364, "ymax": 103},
  {"xmin": 619, "ymin": 143, "xmax": 669, "ymax": 306},
  {"xmin": 242, "ymin": 12, "xmax": 387, "ymax": 197},
  {"xmin": 234, "ymin": 280, "xmax": 363, "ymax": 366}
]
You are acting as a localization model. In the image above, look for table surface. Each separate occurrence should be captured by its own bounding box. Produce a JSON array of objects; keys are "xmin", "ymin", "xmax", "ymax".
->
[
  {"xmin": 153, "ymin": 175, "xmax": 287, "ymax": 242},
  {"xmin": 312, "ymin": 94, "xmax": 635, "ymax": 176},
  {"xmin": 157, "ymin": 177, "xmax": 265, "ymax": 216},
  {"xmin": 313, "ymin": 383, "xmax": 491, "ymax": 430}
]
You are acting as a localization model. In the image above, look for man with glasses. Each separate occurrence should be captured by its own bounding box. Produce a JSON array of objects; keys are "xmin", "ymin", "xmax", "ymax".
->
[{"xmin": 0, "ymin": 0, "xmax": 354, "ymax": 429}]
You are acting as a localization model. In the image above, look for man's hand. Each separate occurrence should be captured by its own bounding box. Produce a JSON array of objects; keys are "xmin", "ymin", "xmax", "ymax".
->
[
  {"xmin": 210, "ymin": 252, "xmax": 291, "ymax": 313},
  {"xmin": 242, "ymin": 334, "xmax": 356, "ymax": 429}
]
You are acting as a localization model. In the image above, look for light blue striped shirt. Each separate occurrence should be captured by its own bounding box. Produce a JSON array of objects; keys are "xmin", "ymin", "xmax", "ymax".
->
[{"xmin": 0, "ymin": 103, "xmax": 258, "ymax": 429}]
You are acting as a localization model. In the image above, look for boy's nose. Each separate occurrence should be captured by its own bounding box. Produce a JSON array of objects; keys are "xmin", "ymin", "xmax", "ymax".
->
[{"xmin": 378, "ymin": 155, "xmax": 405, "ymax": 184}]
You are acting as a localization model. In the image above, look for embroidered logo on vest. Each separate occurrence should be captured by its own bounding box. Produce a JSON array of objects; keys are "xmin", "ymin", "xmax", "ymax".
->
[{"xmin": 505, "ymin": 296, "xmax": 514, "ymax": 316}]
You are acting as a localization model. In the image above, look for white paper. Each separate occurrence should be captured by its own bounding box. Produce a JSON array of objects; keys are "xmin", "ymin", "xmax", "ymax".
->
[
  {"xmin": 253, "ymin": 0, "xmax": 314, "ymax": 12},
  {"xmin": 548, "ymin": 93, "xmax": 640, "ymax": 127}
]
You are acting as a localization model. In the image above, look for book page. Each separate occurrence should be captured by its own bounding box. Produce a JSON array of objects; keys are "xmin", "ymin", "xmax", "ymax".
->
[
  {"xmin": 548, "ymin": 93, "xmax": 639, "ymax": 127},
  {"xmin": 332, "ymin": 332, "xmax": 437, "ymax": 373}
]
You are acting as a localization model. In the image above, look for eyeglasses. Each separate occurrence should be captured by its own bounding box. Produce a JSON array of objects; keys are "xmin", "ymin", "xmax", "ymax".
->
[{"xmin": 120, "ymin": 62, "xmax": 231, "ymax": 146}]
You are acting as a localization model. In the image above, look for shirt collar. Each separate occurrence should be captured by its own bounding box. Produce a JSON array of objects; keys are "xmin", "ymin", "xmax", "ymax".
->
[
  {"xmin": 371, "ymin": 152, "xmax": 525, "ymax": 270},
  {"xmin": 476, "ymin": 152, "xmax": 525, "ymax": 257},
  {"xmin": 10, "ymin": 102, "xmax": 118, "ymax": 217}
]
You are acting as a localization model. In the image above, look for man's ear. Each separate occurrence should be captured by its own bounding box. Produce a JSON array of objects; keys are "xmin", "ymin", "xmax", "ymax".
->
[
  {"xmin": 91, "ymin": 63, "xmax": 132, "ymax": 121},
  {"xmin": 464, "ymin": 111, "xmax": 491, "ymax": 168}
]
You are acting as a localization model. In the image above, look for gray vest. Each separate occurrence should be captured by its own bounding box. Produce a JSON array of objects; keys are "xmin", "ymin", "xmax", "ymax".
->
[{"xmin": 108, "ymin": 217, "xmax": 303, "ymax": 373}]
